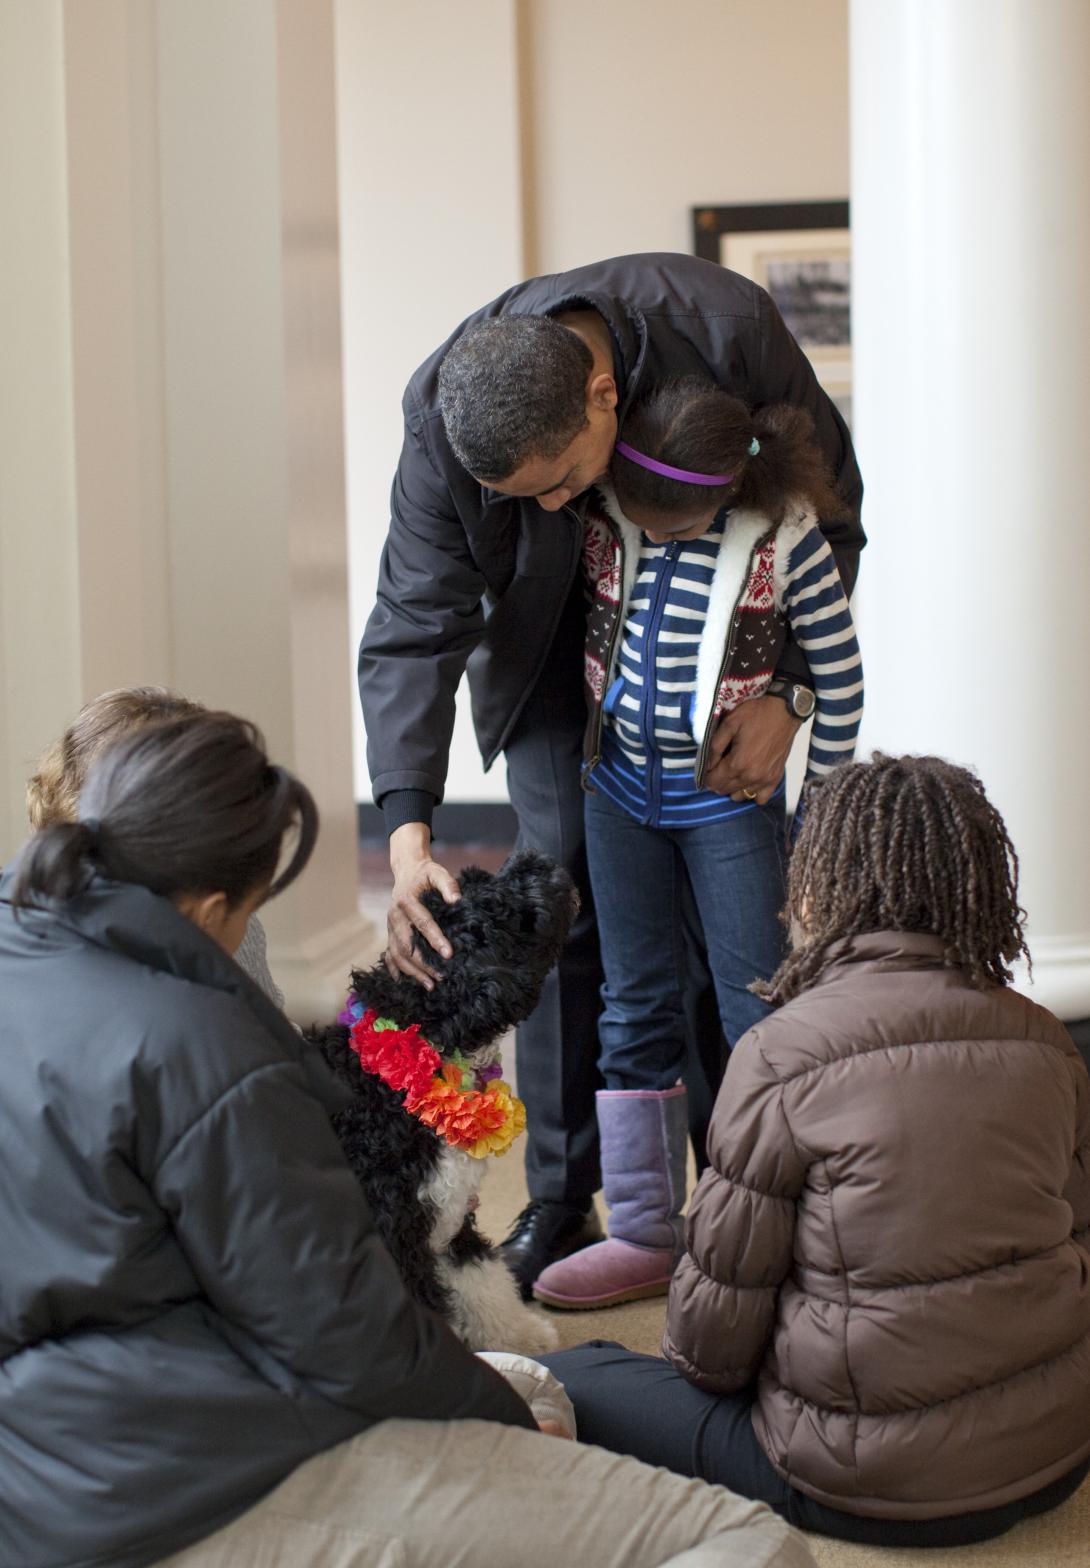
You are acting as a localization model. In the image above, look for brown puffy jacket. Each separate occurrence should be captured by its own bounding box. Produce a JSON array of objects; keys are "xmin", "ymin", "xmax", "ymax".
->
[{"xmin": 663, "ymin": 930, "xmax": 1090, "ymax": 1520}]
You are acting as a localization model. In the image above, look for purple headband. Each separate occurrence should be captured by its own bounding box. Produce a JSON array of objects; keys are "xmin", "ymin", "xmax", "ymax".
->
[{"xmin": 614, "ymin": 439, "xmax": 733, "ymax": 487}]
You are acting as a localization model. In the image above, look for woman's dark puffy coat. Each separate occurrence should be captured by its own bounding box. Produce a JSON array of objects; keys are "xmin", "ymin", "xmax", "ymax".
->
[
  {"xmin": 0, "ymin": 867, "xmax": 532, "ymax": 1568},
  {"xmin": 664, "ymin": 931, "xmax": 1090, "ymax": 1520}
]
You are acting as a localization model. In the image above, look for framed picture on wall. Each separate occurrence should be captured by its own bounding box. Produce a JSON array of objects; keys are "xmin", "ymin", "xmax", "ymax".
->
[{"xmin": 692, "ymin": 201, "xmax": 852, "ymax": 427}]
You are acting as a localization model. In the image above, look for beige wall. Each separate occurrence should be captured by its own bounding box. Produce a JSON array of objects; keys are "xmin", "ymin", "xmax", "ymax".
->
[
  {"xmin": 521, "ymin": 0, "xmax": 849, "ymax": 275},
  {"xmin": 335, "ymin": 0, "xmax": 525, "ymax": 805},
  {"xmin": 336, "ymin": 0, "xmax": 849, "ymax": 802},
  {"xmin": 0, "ymin": 0, "xmax": 81, "ymax": 855},
  {"xmin": 0, "ymin": 0, "xmax": 374, "ymax": 1015}
]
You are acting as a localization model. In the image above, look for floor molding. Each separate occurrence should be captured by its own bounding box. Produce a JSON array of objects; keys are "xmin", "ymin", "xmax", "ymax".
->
[{"xmin": 358, "ymin": 801, "xmax": 518, "ymax": 846}]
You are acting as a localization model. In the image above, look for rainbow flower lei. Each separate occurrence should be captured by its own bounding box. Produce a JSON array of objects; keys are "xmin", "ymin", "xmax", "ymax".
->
[{"xmin": 339, "ymin": 995, "xmax": 526, "ymax": 1160}]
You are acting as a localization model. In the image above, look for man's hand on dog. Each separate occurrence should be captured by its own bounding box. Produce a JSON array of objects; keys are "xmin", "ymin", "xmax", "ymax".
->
[{"xmin": 387, "ymin": 823, "xmax": 460, "ymax": 989}]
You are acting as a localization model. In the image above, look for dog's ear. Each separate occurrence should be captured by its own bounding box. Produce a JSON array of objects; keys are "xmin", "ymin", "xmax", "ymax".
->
[
  {"xmin": 494, "ymin": 852, "xmax": 578, "ymax": 936},
  {"xmin": 458, "ymin": 865, "xmax": 491, "ymax": 890},
  {"xmin": 497, "ymin": 849, "xmax": 556, "ymax": 885}
]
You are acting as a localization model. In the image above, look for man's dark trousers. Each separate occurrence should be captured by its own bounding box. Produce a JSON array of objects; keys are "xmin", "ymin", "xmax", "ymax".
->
[
  {"xmin": 503, "ymin": 581, "xmax": 727, "ymax": 1205},
  {"xmin": 504, "ymin": 582, "xmax": 604, "ymax": 1206}
]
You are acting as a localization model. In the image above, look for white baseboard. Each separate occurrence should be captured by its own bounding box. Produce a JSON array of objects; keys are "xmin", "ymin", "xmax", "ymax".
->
[{"xmin": 1012, "ymin": 936, "xmax": 1090, "ymax": 1022}]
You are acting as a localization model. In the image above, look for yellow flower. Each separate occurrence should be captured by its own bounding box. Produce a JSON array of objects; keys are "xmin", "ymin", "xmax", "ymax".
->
[{"xmin": 465, "ymin": 1081, "xmax": 526, "ymax": 1159}]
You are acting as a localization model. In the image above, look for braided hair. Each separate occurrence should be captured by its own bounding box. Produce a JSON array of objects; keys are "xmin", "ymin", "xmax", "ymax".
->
[{"xmin": 758, "ymin": 754, "xmax": 1030, "ymax": 1006}]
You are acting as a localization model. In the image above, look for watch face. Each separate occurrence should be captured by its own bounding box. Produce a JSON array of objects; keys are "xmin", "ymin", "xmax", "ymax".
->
[{"xmin": 793, "ymin": 686, "xmax": 817, "ymax": 718}]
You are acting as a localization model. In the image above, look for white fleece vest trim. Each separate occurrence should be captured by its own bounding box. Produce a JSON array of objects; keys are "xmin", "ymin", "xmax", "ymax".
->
[{"xmin": 691, "ymin": 509, "xmax": 775, "ymax": 743}]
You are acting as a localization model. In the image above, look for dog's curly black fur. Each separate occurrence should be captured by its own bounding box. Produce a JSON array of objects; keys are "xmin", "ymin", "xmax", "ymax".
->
[
  {"xmin": 357, "ymin": 850, "xmax": 578, "ymax": 1055},
  {"xmin": 309, "ymin": 850, "xmax": 576, "ymax": 1341}
]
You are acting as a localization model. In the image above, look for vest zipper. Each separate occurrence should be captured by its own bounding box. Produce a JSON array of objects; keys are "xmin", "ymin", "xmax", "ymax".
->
[{"xmin": 639, "ymin": 541, "xmax": 681, "ymax": 824}]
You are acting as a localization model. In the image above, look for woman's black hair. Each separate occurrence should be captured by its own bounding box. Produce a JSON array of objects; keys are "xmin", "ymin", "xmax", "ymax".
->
[
  {"xmin": 11, "ymin": 711, "xmax": 318, "ymax": 914},
  {"xmin": 611, "ymin": 375, "xmax": 849, "ymax": 525}
]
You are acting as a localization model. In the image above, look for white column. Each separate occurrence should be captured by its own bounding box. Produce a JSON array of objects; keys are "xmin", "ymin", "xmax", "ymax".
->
[
  {"xmin": 334, "ymin": 0, "xmax": 525, "ymax": 804},
  {"xmin": 0, "ymin": 0, "xmax": 376, "ymax": 1017},
  {"xmin": 0, "ymin": 0, "xmax": 81, "ymax": 856},
  {"xmin": 850, "ymin": 0, "xmax": 1090, "ymax": 1017}
]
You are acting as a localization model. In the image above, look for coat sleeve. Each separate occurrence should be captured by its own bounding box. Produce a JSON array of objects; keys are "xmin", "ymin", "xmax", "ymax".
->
[
  {"xmin": 358, "ymin": 399, "xmax": 488, "ymax": 806},
  {"xmin": 152, "ymin": 1058, "xmax": 536, "ymax": 1431},
  {"xmin": 744, "ymin": 287, "xmax": 864, "ymax": 687},
  {"xmin": 778, "ymin": 523, "xmax": 863, "ymax": 780},
  {"xmin": 662, "ymin": 1030, "xmax": 808, "ymax": 1394}
]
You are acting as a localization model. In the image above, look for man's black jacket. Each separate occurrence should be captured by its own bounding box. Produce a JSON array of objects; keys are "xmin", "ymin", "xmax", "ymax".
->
[{"xmin": 359, "ymin": 252, "xmax": 864, "ymax": 818}]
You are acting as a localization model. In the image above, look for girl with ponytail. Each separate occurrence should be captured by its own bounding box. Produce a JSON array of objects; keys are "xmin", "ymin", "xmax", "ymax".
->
[
  {"xmin": 25, "ymin": 686, "xmax": 286, "ymax": 1002},
  {"xmin": 0, "ymin": 709, "xmax": 551, "ymax": 1567},
  {"xmin": 531, "ymin": 377, "xmax": 864, "ymax": 1312},
  {"xmin": 14, "ymin": 710, "xmax": 318, "ymax": 942}
]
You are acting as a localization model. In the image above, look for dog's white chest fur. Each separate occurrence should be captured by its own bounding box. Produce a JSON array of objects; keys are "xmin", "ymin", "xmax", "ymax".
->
[{"xmin": 420, "ymin": 1145, "xmax": 557, "ymax": 1357}]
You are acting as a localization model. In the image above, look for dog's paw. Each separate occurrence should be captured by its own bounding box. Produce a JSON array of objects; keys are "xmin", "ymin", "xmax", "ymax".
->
[{"xmin": 508, "ymin": 1304, "xmax": 560, "ymax": 1357}]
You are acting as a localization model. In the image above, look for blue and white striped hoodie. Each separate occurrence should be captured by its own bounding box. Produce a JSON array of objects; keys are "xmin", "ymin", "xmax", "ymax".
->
[{"xmin": 581, "ymin": 483, "xmax": 863, "ymax": 828}]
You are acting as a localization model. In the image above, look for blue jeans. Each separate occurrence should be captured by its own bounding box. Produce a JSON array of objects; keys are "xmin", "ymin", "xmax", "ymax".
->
[{"xmin": 585, "ymin": 789, "xmax": 788, "ymax": 1091}]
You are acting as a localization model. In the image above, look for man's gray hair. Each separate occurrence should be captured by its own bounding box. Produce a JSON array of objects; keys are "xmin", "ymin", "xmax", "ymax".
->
[{"xmin": 438, "ymin": 317, "xmax": 592, "ymax": 483}]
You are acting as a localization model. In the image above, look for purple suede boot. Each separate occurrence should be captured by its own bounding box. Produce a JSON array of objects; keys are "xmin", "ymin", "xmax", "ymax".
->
[{"xmin": 532, "ymin": 1086, "xmax": 687, "ymax": 1309}]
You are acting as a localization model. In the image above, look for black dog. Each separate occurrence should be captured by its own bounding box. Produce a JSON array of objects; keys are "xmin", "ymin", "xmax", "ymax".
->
[{"xmin": 310, "ymin": 850, "xmax": 576, "ymax": 1353}]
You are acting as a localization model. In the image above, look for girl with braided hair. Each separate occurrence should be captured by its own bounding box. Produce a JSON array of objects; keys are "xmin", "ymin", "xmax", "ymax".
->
[
  {"xmin": 543, "ymin": 754, "xmax": 1090, "ymax": 1548},
  {"xmin": 534, "ymin": 377, "xmax": 862, "ymax": 1310}
]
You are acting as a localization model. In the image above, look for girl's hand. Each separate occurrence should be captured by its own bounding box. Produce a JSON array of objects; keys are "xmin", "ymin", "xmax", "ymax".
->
[{"xmin": 538, "ymin": 1419, "xmax": 575, "ymax": 1439}]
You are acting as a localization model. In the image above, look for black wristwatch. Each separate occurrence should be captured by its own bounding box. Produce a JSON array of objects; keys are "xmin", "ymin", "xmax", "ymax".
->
[{"xmin": 766, "ymin": 679, "xmax": 816, "ymax": 720}]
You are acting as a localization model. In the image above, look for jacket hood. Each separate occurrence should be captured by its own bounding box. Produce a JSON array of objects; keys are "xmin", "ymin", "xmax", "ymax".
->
[{"xmin": 0, "ymin": 859, "xmax": 340, "ymax": 1109}]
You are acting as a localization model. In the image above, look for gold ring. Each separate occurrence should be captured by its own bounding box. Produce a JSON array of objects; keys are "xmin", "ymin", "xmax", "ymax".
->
[{"xmin": 743, "ymin": 788, "xmax": 758, "ymax": 800}]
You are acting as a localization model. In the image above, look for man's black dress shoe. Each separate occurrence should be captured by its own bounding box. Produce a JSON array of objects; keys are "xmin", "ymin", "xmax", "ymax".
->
[{"xmin": 499, "ymin": 1200, "xmax": 604, "ymax": 1300}]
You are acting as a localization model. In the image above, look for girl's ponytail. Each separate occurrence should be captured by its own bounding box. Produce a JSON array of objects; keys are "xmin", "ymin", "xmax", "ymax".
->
[
  {"xmin": 736, "ymin": 402, "xmax": 847, "ymax": 525},
  {"xmin": 263, "ymin": 764, "xmax": 319, "ymax": 898},
  {"xmin": 11, "ymin": 819, "xmax": 103, "ymax": 911}
]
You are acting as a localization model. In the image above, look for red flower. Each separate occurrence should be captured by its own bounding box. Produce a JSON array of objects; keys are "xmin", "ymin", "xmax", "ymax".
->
[{"xmin": 349, "ymin": 1009, "xmax": 440, "ymax": 1106}]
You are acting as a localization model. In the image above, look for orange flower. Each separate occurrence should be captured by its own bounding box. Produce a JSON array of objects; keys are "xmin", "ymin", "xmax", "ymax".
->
[{"xmin": 414, "ymin": 1078, "xmax": 525, "ymax": 1159}]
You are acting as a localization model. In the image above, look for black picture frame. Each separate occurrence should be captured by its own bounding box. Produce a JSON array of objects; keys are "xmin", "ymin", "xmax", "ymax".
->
[
  {"xmin": 692, "ymin": 201, "xmax": 850, "ymax": 264},
  {"xmin": 692, "ymin": 201, "xmax": 852, "ymax": 425}
]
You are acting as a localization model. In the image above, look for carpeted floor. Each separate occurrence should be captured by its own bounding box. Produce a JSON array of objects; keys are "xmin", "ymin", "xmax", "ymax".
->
[{"xmin": 477, "ymin": 1055, "xmax": 1090, "ymax": 1568}]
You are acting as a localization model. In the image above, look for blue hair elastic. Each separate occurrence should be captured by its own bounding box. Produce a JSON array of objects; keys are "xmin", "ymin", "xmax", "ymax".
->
[{"xmin": 748, "ymin": 437, "xmax": 761, "ymax": 457}]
